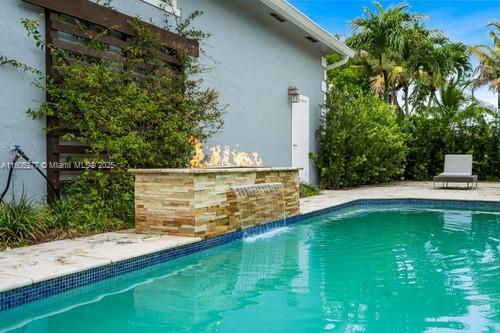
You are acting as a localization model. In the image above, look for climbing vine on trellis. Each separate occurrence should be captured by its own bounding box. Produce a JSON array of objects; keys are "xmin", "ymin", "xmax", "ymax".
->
[{"xmin": 0, "ymin": 3, "xmax": 224, "ymax": 227}]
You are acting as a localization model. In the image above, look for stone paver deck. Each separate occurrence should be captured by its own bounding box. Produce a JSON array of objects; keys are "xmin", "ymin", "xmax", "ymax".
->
[
  {"xmin": 300, "ymin": 181, "xmax": 500, "ymax": 213},
  {"xmin": 0, "ymin": 181, "xmax": 498, "ymax": 294},
  {"xmin": 0, "ymin": 232, "xmax": 200, "ymax": 292}
]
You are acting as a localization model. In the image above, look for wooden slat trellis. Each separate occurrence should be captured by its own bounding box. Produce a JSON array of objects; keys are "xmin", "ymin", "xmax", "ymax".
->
[{"xmin": 22, "ymin": 0, "xmax": 199, "ymax": 201}]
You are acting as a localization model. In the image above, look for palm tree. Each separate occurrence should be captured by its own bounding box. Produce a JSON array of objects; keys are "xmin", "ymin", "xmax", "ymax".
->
[
  {"xmin": 469, "ymin": 21, "xmax": 500, "ymax": 109},
  {"xmin": 348, "ymin": 2, "xmax": 426, "ymax": 103},
  {"xmin": 436, "ymin": 80, "xmax": 467, "ymax": 114},
  {"xmin": 469, "ymin": 22, "xmax": 499, "ymax": 172},
  {"xmin": 407, "ymin": 30, "xmax": 471, "ymax": 108},
  {"xmin": 358, "ymin": 51, "xmax": 408, "ymax": 112}
]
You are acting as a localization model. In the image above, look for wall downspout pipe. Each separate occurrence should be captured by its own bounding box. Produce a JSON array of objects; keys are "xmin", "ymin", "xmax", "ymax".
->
[
  {"xmin": 326, "ymin": 55, "xmax": 350, "ymax": 70},
  {"xmin": 326, "ymin": 55, "xmax": 351, "ymax": 71}
]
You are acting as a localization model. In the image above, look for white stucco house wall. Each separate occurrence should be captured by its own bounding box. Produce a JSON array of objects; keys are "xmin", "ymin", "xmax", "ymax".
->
[{"xmin": 0, "ymin": 0, "xmax": 353, "ymax": 200}]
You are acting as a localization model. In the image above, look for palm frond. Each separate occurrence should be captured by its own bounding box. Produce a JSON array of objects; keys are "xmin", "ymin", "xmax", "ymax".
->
[{"xmin": 370, "ymin": 74, "xmax": 385, "ymax": 94}]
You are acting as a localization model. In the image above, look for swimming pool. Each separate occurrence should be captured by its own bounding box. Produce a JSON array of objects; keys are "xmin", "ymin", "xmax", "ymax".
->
[{"xmin": 1, "ymin": 202, "xmax": 499, "ymax": 332}]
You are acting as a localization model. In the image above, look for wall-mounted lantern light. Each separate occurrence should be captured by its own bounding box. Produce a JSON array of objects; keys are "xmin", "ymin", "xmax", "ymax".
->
[{"xmin": 288, "ymin": 86, "xmax": 300, "ymax": 103}]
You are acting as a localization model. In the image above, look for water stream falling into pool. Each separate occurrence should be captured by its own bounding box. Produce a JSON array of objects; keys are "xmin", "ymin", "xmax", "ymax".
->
[{"xmin": 231, "ymin": 182, "xmax": 286, "ymax": 238}]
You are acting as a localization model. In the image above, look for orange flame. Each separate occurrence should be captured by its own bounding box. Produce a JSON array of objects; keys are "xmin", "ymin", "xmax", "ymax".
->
[
  {"xmin": 189, "ymin": 140, "xmax": 263, "ymax": 168},
  {"xmin": 189, "ymin": 136, "xmax": 205, "ymax": 168}
]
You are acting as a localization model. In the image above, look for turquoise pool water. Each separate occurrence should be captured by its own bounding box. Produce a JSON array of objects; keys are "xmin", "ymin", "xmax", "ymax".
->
[{"xmin": 1, "ymin": 205, "xmax": 499, "ymax": 332}]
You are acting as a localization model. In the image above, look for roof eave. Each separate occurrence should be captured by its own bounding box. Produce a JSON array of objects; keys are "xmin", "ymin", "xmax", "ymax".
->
[{"xmin": 258, "ymin": 0, "xmax": 355, "ymax": 57}]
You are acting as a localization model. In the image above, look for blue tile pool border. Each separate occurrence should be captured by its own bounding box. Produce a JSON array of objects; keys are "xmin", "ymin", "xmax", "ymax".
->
[{"xmin": 1, "ymin": 198, "xmax": 499, "ymax": 311}]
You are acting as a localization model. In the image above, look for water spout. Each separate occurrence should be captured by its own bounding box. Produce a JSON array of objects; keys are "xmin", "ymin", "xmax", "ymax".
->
[{"xmin": 231, "ymin": 182, "xmax": 285, "ymax": 238}]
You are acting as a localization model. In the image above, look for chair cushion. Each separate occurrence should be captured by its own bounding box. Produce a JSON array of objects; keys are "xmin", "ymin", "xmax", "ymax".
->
[
  {"xmin": 434, "ymin": 174, "xmax": 477, "ymax": 182},
  {"xmin": 443, "ymin": 155, "xmax": 473, "ymax": 175}
]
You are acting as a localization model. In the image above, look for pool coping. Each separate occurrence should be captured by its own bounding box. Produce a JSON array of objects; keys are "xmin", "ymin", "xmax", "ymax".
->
[{"xmin": 1, "ymin": 198, "xmax": 499, "ymax": 312}]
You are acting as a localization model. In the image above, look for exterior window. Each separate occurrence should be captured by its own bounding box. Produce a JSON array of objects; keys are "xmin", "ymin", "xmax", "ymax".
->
[{"xmin": 141, "ymin": 0, "xmax": 180, "ymax": 15}]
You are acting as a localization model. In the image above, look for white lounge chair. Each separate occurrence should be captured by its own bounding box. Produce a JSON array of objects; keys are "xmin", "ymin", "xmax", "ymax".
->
[{"xmin": 433, "ymin": 154, "xmax": 478, "ymax": 189}]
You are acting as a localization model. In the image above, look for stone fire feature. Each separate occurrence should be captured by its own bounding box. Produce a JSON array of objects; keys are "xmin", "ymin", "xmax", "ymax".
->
[{"xmin": 128, "ymin": 168, "xmax": 300, "ymax": 238}]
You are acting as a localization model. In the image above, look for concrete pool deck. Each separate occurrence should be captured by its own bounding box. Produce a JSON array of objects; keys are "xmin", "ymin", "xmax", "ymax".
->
[
  {"xmin": 0, "ymin": 181, "xmax": 498, "ymax": 294},
  {"xmin": 300, "ymin": 181, "xmax": 500, "ymax": 213},
  {"xmin": 0, "ymin": 233, "xmax": 201, "ymax": 293}
]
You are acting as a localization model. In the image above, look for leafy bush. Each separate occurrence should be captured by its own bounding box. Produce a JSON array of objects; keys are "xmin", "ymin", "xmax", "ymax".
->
[
  {"xmin": 0, "ymin": 195, "xmax": 44, "ymax": 247},
  {"xmin": 0, "ymin": 194, "xmax": 132, "ymax": 249},
  {"xmin": 46, "ymin": 196, "xmax": 82, "ymax": 227},
  {"xmin": 404, "ymin": 103, "xmax": 499, "ymax": 180},
  {"xmin": 299, "ymin": 182, "xmax": 320, "ymax": 198},
  {"xmin": 312, "ymin": 71, "xmax": 407, "ymax": 189}
]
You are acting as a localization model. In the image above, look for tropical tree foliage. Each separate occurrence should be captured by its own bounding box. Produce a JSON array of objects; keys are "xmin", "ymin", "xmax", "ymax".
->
[
  {"xmin": 348, "ymin": 2, "xmax": 425, "ymax": 105},
  {"xmin": 404, "ymin": 82, "xmax": 498, "ymax": 180},
  {"xmin": 347, "ymin": 3, "xmax": 473, "ymax": 114},
  {"xmin": 315, "ymin": 2, "xmax": 499, "ymax": 188},
  {"xmin": 469, "ymin": 21, "xmax": 500, "ymax": 108}
]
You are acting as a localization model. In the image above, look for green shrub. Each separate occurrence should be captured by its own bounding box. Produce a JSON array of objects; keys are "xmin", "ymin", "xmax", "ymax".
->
[
  {"xmin": 299, "ymin": 182, "xmax": 320, "ymax": 198},
  {"xmin": 64, "ymin": 170, "xmax": 135, "ymax": 227},
  {"xmin": 43, "ymin": 198, "xmax": 77, "ymax": 231},
  {"xmin": 404, "ymin": 88, "xmax": 499, "ymax": 180},
  {"xmin": 311, "ymin": 79, "xmax": 407, "ymax": 189},
  {"xmin": 0, "ymin": 193, "xmax": 133, "ymax": 249},
  {"xmin": 0, "ymin": 195, "xmax": 44, "ymax": 247}
]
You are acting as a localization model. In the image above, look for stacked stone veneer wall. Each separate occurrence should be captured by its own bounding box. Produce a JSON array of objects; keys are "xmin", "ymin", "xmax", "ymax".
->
[
  {"xmin": 129, "ymin": 168, "xmax": 300, "ymax": 238},
  {"xmin": 229, "ymin": 183, "xmax": 285, "ymax": 231}
]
